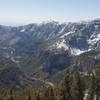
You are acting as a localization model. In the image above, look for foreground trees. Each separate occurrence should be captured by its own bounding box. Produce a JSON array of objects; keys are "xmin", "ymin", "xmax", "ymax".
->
[
  {"xmin": 0, "ymin": 67, "xmax": 100, "ymax": 100},
  {"xmin": 86, "ymin": 72, "xmax": 96, "ymax": 100},
  {"xmin": 71, "ymin": 72, "xmax": 85, "ymax": 100},
  {"xmin": 42, "ymin": 86, "xmax": 56, "ymax": 100},
  {"xmin": 58, "ymin": 70, "xmax": 72, "ymax": 100}
]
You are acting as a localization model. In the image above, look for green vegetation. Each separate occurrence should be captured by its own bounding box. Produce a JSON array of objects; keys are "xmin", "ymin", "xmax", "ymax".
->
[{"xmin": 0, "ymin": 67, "xmax": 100, "ymax": 100}]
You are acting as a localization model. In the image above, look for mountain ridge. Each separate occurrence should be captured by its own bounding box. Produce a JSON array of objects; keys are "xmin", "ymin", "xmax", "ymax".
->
[{"xmin": 0, "ymin": 19, "xmax": 100, "ymax": 87}]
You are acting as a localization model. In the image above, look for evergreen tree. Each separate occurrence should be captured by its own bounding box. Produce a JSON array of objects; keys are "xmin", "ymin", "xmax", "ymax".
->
[
  {"xmin": 7, "ymin": 89, "xmax": 14, "ymax": 100},
  {"xmin": 95, "ymin": 66, "xmax": 100, "ymax": 100},
  {"xmin": 43, "ymin": 86, "xmax": 56, "ymax": 100},
  {"xmin": 28, "ymin": 95, "xmax": 31, "ymax": 100},
  {"xmin": 59, "ymin": 70, "xmax": 72, "ymax": 100},
  {"xmin": 86, "ymin": 72, "xmax": 97, "ymax": 100},
  {"xmin": 36, "ymin": 94, "xmax": 41, "ymax": 100},
  {"xmin": 71, "ymin": 71, "xmax": 85, "ymax": 100}
]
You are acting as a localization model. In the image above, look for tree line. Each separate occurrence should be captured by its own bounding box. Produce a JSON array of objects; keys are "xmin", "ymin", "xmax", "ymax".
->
[{"xmin": 0, "ymin": 66, "xmax": 100, "ymax": 100}]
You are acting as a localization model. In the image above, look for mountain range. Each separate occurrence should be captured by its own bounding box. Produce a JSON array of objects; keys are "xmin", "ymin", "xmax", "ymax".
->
[{"xmin": 0, "ymin": 19, "xmax": 100, "ymax": 88}]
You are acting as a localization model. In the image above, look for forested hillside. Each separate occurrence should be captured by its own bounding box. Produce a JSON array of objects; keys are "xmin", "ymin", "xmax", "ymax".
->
[{"xmin": 0, "ymin": 66, "xmax": 100, "ymax": 100}]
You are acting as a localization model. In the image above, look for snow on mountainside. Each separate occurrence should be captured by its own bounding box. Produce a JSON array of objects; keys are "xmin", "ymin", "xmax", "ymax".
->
[
  {"xmin": 0, "ymin": 19, "xmax": 100, "ymax": 83},
  {"xmin": 60, "ymin": 31, "xmax": 74, "ymax": 38},
  {"xmin": 50, "ymin": 39, "xmax": 69, "ymax": 50},
  {"xmin": 46, "ymin": 19, "xmax": 100, "ymax": 55},
  {"xmin": 70, "ymin": 48, "xmax": 87, "ymax": 55},
  {"xmin": 0, "ymin": 19, "xmax": 100, "ymax": 56},
  {"xmin": 88, "ymin": 33, "xmax": 100, "ymax": 45},
  {"xmin": 59, "ymin": 24, "xmax": 67, "ymax": 34}
]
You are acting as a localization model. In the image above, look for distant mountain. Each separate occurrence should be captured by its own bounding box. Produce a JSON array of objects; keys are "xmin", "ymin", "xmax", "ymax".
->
[{"xmin": 0, "ymin": 19, "xmax": 100, "ymax": 87}]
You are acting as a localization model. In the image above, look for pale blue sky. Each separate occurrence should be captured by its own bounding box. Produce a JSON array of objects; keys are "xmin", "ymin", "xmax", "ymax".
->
[{"xmin": 0, "ymin": 0, "xmax": 100, "ymax": 25}]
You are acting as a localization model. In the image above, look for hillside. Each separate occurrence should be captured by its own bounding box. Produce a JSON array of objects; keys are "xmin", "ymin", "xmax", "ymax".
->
[{"xmin": 0, "ymin": 19, "xmax": 100, "ymax": 87}]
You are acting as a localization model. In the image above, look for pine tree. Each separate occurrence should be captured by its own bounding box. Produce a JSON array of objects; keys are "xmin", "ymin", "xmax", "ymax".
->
[
  {"xmin": 59, "ymin": 70, "xmax": 72, "ymax": 100},
  {"xmin": 28, "ymin": 95, "xmax": 31, "ymax": 100},
  {"xmin": 71, "ymin": 71, "xmax": 85, "ymax": 100},
  {"xmin": 36, "ymin": 94, "xmax": 41, "ymax": 100},
  {"xmin": 43, "ymin": 86, "xmax": 56, "ymax": 100},
  {"xmin": 95, "ymin": 66, "xmax": 100, "ymax": 100},
  {"xmin": 7, "ymin": 89, "xmax": 14, "ymax": 100},
  {"xmin": 86, "ymin": 72, "xmax": 96, "ymax": 100}
]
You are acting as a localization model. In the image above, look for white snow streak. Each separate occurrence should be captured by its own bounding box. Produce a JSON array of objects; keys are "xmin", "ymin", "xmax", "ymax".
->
[
  {"xmin": 60, "ymin": 31, "xmax": 74, "ymax": 38},
  {"xmin": 52, "ymin": 39, "xmax": 68, "ymax": 50},
  {"xmin": 70, "ymin": 48, "xmax": 88, "ymax": 55},
  {"xmin": 88, "ymin": 33, "xmax": 100, "ymax": 45}
]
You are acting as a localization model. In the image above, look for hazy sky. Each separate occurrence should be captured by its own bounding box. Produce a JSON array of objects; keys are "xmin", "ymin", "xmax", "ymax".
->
[{"xmin": 0, "ymin": 0, "xmax": 100, "ymax": 25}]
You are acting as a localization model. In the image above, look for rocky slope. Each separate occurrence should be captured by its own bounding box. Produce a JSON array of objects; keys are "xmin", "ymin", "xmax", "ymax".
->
[{"xmin": 0, "ymin": 19, "xmax": 100, "ymax": 86}]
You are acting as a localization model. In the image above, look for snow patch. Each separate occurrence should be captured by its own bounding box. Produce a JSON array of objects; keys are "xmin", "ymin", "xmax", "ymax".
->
[
  {"xmin": 95, "ymin": 25, "xmax": 99, "ymax": 29},
  {"xmin": 59, "ymin": 25, "xmax": 66, "ymax": 33},
  {"xmin": 88, "ymin": 33, "xmax": 100, "ymax": 45},
  {"xmin": 20, "ymin": 28, "xmax": 25, "ymax": 32},
  {"xmin": 52, "ymin": 39, "xmax": 68, "ymax": 50},
  {"xmin": 70, "ymin": 48, "xmax": 89, "ymax": 55},
  {"xmin": 61, "ymin": 31, "xmax": 74, "ymax": 38}
]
